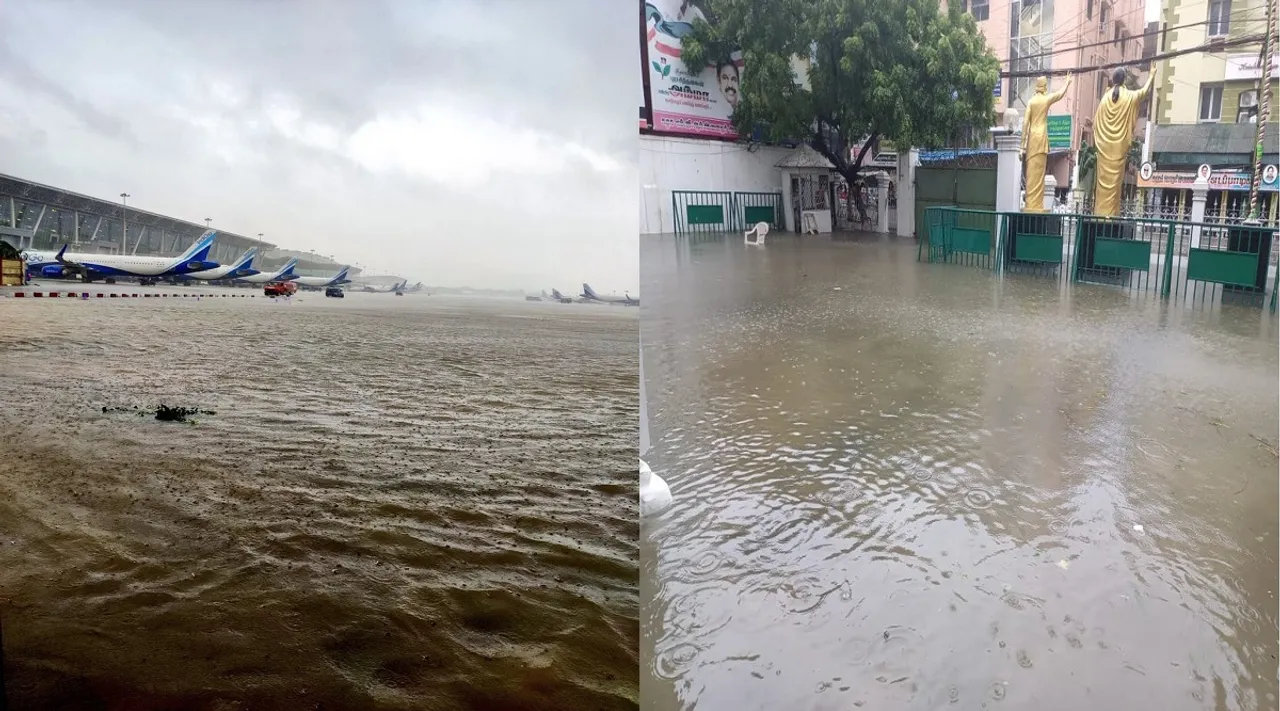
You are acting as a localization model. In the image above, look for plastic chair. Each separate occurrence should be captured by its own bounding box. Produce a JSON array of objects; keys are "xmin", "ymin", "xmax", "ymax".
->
[{"xmin": 744, "ymin": 221, "xmax": 769, "ymax": 246}]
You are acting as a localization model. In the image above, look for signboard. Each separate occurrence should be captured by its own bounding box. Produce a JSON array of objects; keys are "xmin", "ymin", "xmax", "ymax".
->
[
  {"xmin": 1138, "ymin": 169, "xmax": 1280, "ymax": 192},
  {"xmin": 1139, "ymin": 162, "xmax": 1154, "ymax": 181},
  {"xmin": 1224, "ymin": 53, "xmax": 1280, "ymax": 82},
  {"xmin": 1197, "ymin": 164, "xmax": 1213, "ymax": 181},
  {"xmin": 1046, "ymin": 114, "xmax": 1072, "ymax": 150},
  {"xmin": 994, "ymin": 81, "xmax": 1002, "ymax": 97},
  {"xmin": 645, "ymin": 0, "xmax": 741, "ymax": 138},
  {"xmin": 1263, "ymin": 164, "xmax": 1278, "ymax": 187}
]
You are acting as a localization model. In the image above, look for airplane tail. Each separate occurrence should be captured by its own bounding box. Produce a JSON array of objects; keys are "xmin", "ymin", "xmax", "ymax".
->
[
  {"xmin": 233, "ymin": 247, "xmax": 258, "ymax": 271},
  {"xmin": 178, "ymin": 230, "xmax": 217, "ymax": 263},
  {"xmin": 582, "ymin": 283, "xmax": 599, "ymax": 299},
  {"xmin": 551, "ymin": 289, "xmax": 564, "ymax": 300},
  {"xmin": 330, "ymin": 266, "xmax": 351, "ymax": 284},
  {"xmin": 277, "ymin": 257, "xmax": 299, "ymax": 280}
]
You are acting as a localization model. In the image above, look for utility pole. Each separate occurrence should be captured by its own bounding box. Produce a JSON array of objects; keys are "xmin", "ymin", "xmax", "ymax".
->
[{"xmin": 1246, "ymin": 0, "xmax": 1276, "ymax": 222}]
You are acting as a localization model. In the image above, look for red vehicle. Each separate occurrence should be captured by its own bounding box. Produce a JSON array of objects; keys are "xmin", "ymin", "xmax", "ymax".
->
[{"xmin": 264, "ymin": 281, "xmax": 298, "ymax": 297}]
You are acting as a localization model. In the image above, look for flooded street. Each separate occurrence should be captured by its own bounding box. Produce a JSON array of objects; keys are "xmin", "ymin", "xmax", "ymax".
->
[
  {"xmin": 640, "ymin": 233, "xmax": 1278, "ymax": 711},
  {"xmin": 0, "ymin": 290, "xmax": 638, "ymax": 710}
]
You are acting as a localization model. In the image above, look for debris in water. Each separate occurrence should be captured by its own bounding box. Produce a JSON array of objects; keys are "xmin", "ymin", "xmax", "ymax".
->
[
  {"xmin": 100, "ymin": 405, "xmax": 216, "ymax": 422},
  {"xmin": 1133, "ymin": 524, "xmax": 1144, "ymax": 534}
]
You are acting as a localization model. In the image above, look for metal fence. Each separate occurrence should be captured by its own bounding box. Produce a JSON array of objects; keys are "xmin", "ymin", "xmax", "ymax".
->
[
  {"xmin": 921, "ymin": 206, "xmax": 1280, "ymax": 312},
  {"xmin": 672, "ymin": 190, "xmax": 783, "ymax": 235}
]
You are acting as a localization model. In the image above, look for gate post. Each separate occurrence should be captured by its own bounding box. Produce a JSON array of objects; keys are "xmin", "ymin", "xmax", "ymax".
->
[
  {"xmin": 896, "ymin": 149, "xmax": 918, "ymax": 238},
  {"xmin": 781, "ymin": 170, "xmax": 795, "ymax": 232},
  {"xmin": 994, "ymin": 134, "xmax": 1021, "ymax": 214}
]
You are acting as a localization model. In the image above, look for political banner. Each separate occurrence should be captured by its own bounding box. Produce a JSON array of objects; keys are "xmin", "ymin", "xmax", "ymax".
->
[{"xmin": 644, "ymin": 1, "xmax": 742, "ymax": 139}]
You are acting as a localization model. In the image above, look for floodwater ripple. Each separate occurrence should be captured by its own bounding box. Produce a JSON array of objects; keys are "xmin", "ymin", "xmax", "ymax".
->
[
  {"xmin": 0, "ymin": 291, "xmax": 638, "ymax": 711},
  {"xmin": 640, "ymin": 233, "xmax": 1278, "ymax": 711}
]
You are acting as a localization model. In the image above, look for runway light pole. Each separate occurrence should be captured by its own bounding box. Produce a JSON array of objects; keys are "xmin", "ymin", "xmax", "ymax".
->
[
  {"xmin": 205, "ymin": 218, "xmax": 212, "ymax": 229},
  {"xmin": 119, "ymin": 193, "xmax": 130, "ymax": 255}
]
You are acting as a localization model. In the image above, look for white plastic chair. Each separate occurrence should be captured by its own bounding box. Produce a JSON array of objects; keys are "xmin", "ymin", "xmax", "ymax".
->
[{"xmin": 744, "ymin": 221, "xmax": 770, "ymax": 246}]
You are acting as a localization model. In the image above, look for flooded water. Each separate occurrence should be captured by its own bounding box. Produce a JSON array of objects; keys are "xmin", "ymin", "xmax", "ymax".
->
[
  {"xmin": 640, "ymin": 232, "xmax": 1278, "ymax": 711},
  {"xmin": 0, "ymin": 289, "xmax": 638, "ymax": 710}
]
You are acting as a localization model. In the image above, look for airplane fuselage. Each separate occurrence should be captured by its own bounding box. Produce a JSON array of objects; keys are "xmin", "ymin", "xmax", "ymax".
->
[{"xmin": 22, "ymin": 251, "xmax": 218, "ymax": 279}]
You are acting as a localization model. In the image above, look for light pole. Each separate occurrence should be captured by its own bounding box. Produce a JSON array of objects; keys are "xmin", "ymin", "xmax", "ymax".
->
[
  {"xmin": 120, "ymin": 193, "xmax": 130, "ymax": 255},
  {"xmin": 205, "ymin": 218, "xmax": 212, "ymax": 229}
]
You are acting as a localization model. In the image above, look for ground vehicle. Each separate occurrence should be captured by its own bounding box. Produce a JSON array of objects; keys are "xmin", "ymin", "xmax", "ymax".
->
[
  {"xmin": 264, "ymin": 281, "xmax": 298, "ymax": 297},
  {"xmin": 325, "ymin": 286, "xmax": 345, "ymax": 298}
]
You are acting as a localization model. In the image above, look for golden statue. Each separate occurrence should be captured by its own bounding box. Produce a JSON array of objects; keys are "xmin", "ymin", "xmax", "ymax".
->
[
  {"xmin": 1021, "ymin": 74, "xmax": 1071, "ymax": 212},
  {"xmin": 1092, "ymin": 67, "xmax": 1155, "ymax": 217}
]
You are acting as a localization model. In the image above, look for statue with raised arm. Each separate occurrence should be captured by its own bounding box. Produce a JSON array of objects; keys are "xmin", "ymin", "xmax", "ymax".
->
[
  {"xmin": 1021, "ymin": 74, "xmax": 1072, "ymax": 212},
  {"xmin": 1092, "ymin": 65, "xmax": 1155, "ymax": 217}
]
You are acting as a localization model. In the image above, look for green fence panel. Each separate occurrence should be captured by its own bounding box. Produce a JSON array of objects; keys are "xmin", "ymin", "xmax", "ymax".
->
[
  {"xmin": 687, "ymin": 205, "xmax": 725, "ymax": 225},
  {"xmin": 734, "ymin": 192, "xmax": 784, "ymax": 231},
  {"xmin": 1013, "ymin": 233, "xmax": 1064, "ymax": 263},
  {"xmin": 1186, "ymin": 249, "xmax": 1260, "ymax": 287},
  {"xmin": 952, "ymin": 227, "xmax": 991, "ymax": 255},
  {"xmin": 1093, "ymin": 237, "xmax": 1152, "ymax": 271},
  {"xmin": 672, "ymin": 191, "xmax": 735, "ymax": 235}
]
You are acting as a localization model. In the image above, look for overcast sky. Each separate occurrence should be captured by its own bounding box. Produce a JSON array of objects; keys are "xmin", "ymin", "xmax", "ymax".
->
[{"xmin": 0, "ymin": 0, "xmax": 637, "ymax": 292}]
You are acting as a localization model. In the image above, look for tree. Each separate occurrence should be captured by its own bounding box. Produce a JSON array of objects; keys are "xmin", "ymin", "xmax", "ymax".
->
[{"xmin": 683, "ymin": 0, "xmax": 1001, "ymax": 201}]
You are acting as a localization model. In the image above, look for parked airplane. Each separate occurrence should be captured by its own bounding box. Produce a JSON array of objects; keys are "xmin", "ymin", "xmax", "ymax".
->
[
  {"xmin": 183, "ymin": 247, "xmax": 261, "ymax": 281},
  {"xmin": 358, "ymin": 279, "xmax": 406, "ymax": 293},
  {"xmin": 293, "ymin": 266, "xmax": 352, "ymax": 288},
  {"xmin": 581, "ymin": 283, "xmax": 639, "ymax": 306},
  {"xmin": 22, "ymin": 230, "xmax": 220, "ymax": 281},
  {"xmin": 549, "ymin": 289, "xmax": 574, "ymax": 304},
  {"xmin": 235, "ymin": 257, "xmax": 299, "ymax": 284}
]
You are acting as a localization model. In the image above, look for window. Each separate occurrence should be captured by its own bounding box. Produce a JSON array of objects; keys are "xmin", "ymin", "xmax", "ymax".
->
[
  {"xmin": 1199, "ymin": 84, "xmax": 1223, "ymax": 121},
  {"xmin": 1087, "ymin": 0, "xmax": 1093, "ymax": 19},
  {"xmin": 1237, "ymin": 90, "xmax": 1259, "ymax": 123},
  {"xmin": 1208, "ymin": 0, "xmax": 1230, "ymax": 37},
  {"xmin": 971, "ymin": 0, "xmax": 989, "ymax": 22}
]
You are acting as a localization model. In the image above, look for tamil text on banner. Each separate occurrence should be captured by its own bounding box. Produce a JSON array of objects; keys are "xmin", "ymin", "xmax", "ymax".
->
[
  {"xmin": 644, "ymin": 0, "xmax": 741, "ymax": 139},
  {"xmin": 1138, "ymin": 168, "xmax": 1280, "ymax": 192}
]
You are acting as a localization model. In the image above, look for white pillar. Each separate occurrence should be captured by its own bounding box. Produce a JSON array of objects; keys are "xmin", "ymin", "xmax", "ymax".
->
[
  {"xmin": 1189, "ymin": 177, "xmax": 1209, "ymax": 249},
  {"xmin": 877, "ymin": 182, "xmax": 890, "ymax": 233},
  {"xmin": 1043, "ymin": 175, "xmax": 1058, "ymax": 211},
  {"xmin": 781, "ymin": 169, "xmax": 795, "ymax": 233},
  {"xmin": 994, "ymin": 135, "xmax": 1021, "ymax": 214},
  {"xmin": 895, "ymin": 148, "xmax": 918, "ymax": 238}
]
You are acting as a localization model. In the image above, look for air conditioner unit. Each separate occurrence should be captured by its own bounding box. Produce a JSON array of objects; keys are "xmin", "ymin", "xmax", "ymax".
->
[{"xmin": 1239, "ymin": 91, "xmax": 1258, "ymax": 108}]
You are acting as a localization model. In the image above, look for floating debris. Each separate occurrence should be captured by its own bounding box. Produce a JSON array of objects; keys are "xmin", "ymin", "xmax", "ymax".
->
[{"xmin": 100, "ymin": 405, "xmax": 216, "ymax": 422}]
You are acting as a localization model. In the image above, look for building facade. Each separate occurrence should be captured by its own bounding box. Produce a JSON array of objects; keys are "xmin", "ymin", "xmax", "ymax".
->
[
  {"xmin": 960, "ymin": 0, "xmax": 1150, "ymax": 192},
  {"xmin": 1150, "ymin": 0, "xmax": 1278, "ymax": 222}
]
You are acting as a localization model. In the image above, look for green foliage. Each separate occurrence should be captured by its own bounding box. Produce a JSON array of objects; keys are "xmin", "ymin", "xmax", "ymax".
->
[
  {"xmin": 0, "ymin": 240, "xmax": 19, "ymax": 260},
  {"xmin": 682, "ymin": 0, "xmax": 1001, "ymax": 180}
]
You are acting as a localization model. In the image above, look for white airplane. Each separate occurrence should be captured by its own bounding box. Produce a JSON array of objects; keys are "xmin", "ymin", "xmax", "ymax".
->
[
  {"xmin": 22, "ymin": 231, "xmax": 220, "ymax": 281},
  {"xmin": 292, "ymin": 265, "xmax": 352, "ymax": 288},
  {"xmin": 581, "ymin": 283, "xmax": 639, "ymax": 306},
  {"xmin": 183, "ymin": 247, "xmax": 261, "ymax": 281},
  {"xmin": 235, "ymin": 257, "xmax": 299, "ymax": 284},
  {"xmin": 549, "ymin": 288, "xmax": 575, "ymax": 304}
]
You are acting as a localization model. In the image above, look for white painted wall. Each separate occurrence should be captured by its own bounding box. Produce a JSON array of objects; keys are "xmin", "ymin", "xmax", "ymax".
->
[{"xmin": 640, "ymin": 135, "xmax": 796, "ymax": 234}]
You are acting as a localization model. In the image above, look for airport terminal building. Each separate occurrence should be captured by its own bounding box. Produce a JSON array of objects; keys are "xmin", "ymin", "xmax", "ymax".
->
[{"xmin": 0, "ymin": 173, "xmax": 355, "ymax": 278}]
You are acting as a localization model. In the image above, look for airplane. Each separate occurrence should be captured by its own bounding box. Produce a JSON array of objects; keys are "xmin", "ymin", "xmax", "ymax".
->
[
  {"xmin": 581, "ymin": 283, "xmax": 639, "ymax": 306},
  {"xmin": 358, "ymin": 279, "xmax": 406, "ymax": 293},
  {"xmin": 292, "ymin": 265, "xmax": 353, "ymax": 289},
  {"xmin": 234, "ymin": 257, "xmax": 300, "ymax": 284},
  {"xmin": 183, "ymin": 247, "xmax": 261, "ymax": 281},
  {"xmin": 21, "ymin": 230, "xmax": 221, "ymax": 281},
  {"xmin": 549, "ymin": 289, "xmax": 574, "ymax": 304}
]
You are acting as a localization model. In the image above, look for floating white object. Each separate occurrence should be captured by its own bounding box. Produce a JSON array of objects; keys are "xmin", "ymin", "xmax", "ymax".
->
[
  {"xmin": 744, "ymin": 221, "xmax": 769, "ymax": 246},
  {"xmin": 640, "ymin": 458, "xmax": 672, "ymax": 517}
]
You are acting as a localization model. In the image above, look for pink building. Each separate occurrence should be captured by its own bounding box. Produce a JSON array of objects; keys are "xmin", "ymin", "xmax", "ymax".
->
[{"xmin": 958, "ymin": 0, "xmax": 1149, "ymax": 191}]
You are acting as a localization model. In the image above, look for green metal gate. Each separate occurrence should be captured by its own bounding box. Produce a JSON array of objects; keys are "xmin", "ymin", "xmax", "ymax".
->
[
  {"xmin": 915, "ymin": 165, "xmax": 997, "ymax": 242},
  {"xmin": 672, "ymin": 191, "xmax": 735, "ymax": 234},
  {"xmin": 734, "ymin": 191, "xmax": 783, "ymax": 231}
]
